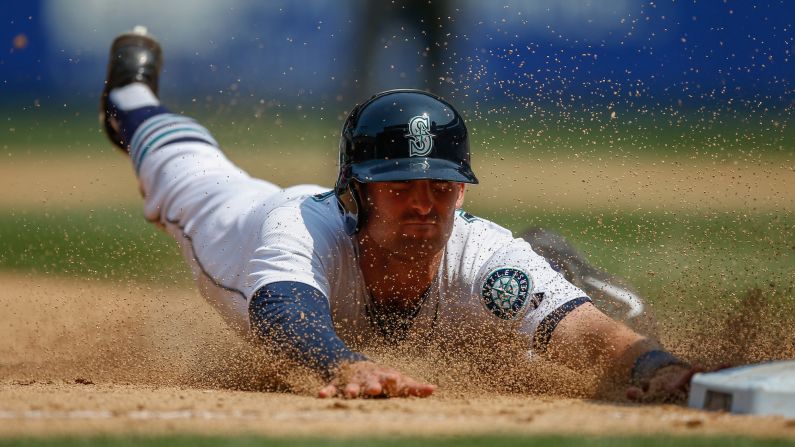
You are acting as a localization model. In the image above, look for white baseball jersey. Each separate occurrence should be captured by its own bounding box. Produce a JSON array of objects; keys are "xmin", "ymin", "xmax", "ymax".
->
[{"xmin": 130, "ymin": 113, "xmax": 588, "ymax": 355}]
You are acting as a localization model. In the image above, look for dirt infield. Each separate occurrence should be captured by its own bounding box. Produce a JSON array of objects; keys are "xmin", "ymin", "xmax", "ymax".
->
[
  {"xmin": 1, "ymin": 149, "xmax": 793, "ymax": 439},
  {"xmin": 2, "ymin": 152, "xmax": 793, "ymax": 211},
  {"xmin": 1, "ymin": 272, "xmax": 794, "ymax": 439}
]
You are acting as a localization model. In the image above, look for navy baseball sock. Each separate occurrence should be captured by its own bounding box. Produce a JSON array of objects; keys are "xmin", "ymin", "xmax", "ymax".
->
[{"xmin": 107, "ymin": 83, "xmax": 169, "ymax": 150}]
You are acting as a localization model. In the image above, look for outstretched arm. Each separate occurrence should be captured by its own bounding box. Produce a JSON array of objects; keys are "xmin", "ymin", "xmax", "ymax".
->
[
  {"xmin": 545, "ymin": 302, "xmax": 693, "ymax": 402},
  {"xmin": 249, "ymin": 282, "xmax": 435, "ymax": 398}
]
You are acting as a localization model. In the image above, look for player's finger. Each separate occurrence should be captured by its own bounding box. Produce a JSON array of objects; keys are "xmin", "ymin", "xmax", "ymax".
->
[
  {"xmin": 344, "ymin": 382, "xmax": 361, "ymax": 399},
  {"xmin": 414, "ymin": 382, "xmax": 436, "ymax": 397},
  {"xmin": 407, "ymin": 382, "xmax": 436, "ymax": 397},
  {"xmin": 317, "ymin": 384, "xmax": 338, "ymax": 398},
  {"xmin": 380, "ymin": 372, "xmax": 399, "ymax": 396},
  {"xmin": 399, "ymin": 378, "xmax": 436, "ymax": 397},
  {"xmin": 381, "ymin": 372, "xmax": 398, "ymax": 384},
  {"xmin": 666, "ymin": 369, "xmax": 696, "ymax": 392},
  {"xmin": 364, "ymin": 377, "xmax": 383, "ymax": 396},
  {"xmin": 625, "ymin": 386, "xmax": 644, "ymax": 401}
]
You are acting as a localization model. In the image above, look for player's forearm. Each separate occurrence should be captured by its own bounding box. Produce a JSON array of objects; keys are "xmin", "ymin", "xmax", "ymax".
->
[
  {"xmin": 249, "ymin": 281, "xmax": 368, "ymax": 380},
  {"xmin": 546, "ymin": 302, "xmax": 658, "ymax": 379}
]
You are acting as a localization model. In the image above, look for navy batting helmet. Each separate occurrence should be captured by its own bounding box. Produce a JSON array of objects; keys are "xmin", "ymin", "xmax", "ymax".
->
[{"xmin": 335, "ymin": 89, "xmax": 478, "ymax": 234}]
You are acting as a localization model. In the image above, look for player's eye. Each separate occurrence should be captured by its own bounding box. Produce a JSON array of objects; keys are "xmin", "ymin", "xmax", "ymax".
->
[
  {"xmin": 430, "ymin": 181, "xmax": 453, "ymax": 193},
  {"xmin": 388, "ymin": 182, "xmax": 412, "ymax": 192}
]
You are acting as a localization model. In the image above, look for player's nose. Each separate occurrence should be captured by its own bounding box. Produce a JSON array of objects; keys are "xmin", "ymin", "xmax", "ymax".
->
[{"xmin": 408, "ymin": 180, "xmax": 434, "ymax": 215}]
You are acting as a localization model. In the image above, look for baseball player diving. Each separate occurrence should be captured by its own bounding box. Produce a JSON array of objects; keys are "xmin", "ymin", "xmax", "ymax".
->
[{"xmin": 101, "ymin": 27, "xmax": 694, "ymax": 401}]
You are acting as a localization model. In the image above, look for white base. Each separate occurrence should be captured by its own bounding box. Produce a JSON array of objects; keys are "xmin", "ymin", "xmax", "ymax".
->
[{"xmin": 689, "ymin": 360, "xmax": 795, "ymax": 417}]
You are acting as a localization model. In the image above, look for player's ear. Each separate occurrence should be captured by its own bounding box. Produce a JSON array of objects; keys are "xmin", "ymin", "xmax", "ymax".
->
[{"xmin": 455, "ymin": 183, "xmax": 466, "ymax": 209}]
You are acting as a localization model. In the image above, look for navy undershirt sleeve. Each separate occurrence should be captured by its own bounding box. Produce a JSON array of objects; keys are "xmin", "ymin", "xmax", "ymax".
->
[{"xmin": 249, "ymin": 281, "xmax": 368, "ymax": 380}]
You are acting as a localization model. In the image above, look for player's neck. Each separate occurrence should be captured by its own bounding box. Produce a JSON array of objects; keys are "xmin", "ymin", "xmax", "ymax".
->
[{"xmin": 356, "ymin": 238, "xmax": 442, "ymax": 311}]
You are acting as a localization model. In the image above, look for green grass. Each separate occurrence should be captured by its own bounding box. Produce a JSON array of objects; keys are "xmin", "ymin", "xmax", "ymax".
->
[
  {"xmin": 1, "ymin": 435, "xmax": 794, "ymax": 447},
  {"xmin": 1, "ymin": 207, "xmax": 791, "ymax": 304},
  {"xmin": 2, "ymin": 107, "xmax": 791, "ymax": 158},
  {"xmin": 0, "ymin": 207, "xmax": 190, "ymax": 284}
]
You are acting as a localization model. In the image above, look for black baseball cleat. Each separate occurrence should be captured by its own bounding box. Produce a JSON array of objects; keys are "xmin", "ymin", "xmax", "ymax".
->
[
  {"xmin": 100, "ymin": 26, "xmax": 163, "ymax": 150},
  {"xmin": 521, "ymin": 227, "xmax": 646, "ymax": 321}
]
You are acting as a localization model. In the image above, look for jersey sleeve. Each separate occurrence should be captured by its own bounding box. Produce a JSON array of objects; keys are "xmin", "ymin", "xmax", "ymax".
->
[
  {"xmin": 472, "ymin": 237, "xmax": 591, "ymax": 350},
  {"xmin": 451, "ymin": 213, "xmax": 590, "ymax": 352},
  {"xmin": 245, "ymin": 201, "xmax": 338, "ymax": 302}
]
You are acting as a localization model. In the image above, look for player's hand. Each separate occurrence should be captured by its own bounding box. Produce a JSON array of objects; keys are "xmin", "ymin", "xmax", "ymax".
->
[
  {"xmin": 317, "ymin": 361, "xmax": 436, "ymax": 399},
  {"xmin": 625, "ymin": 364, "xmax": 701, "ymax": 403}
]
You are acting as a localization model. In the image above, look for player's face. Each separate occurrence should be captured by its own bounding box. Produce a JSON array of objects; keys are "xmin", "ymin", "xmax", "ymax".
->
[{"xmin": 359, "ymin": 180, "xmax": 466, "ymax": 261}]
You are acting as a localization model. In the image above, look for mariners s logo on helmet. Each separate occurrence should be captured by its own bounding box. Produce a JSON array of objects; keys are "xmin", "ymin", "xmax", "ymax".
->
[
  {"xmin": 481, "ymin": 268, "xmax": 533, "ymax": 320},
  {"xmin": 406, "ymin": 113, "xmax": 434, "ymax": 157}
]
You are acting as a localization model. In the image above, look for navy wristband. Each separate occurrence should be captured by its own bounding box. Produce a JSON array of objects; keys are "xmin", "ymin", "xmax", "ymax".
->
[{"xmin": 631, "ymin": 349, "xmax": 689, "ymax": 384}]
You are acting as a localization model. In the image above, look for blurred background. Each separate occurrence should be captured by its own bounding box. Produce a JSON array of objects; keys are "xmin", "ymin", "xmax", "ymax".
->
[
  {"xmin": 3, "ymin": 1, "xmax": 794, "ymax": 111},
  {"xmin": 0, "ymin": 1, "xmax": 793, "ymax": 326}
]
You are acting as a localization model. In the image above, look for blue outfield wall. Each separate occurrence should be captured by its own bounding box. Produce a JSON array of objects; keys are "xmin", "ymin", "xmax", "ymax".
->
[{"xmin": 1, "ymin": 1, "xmax": 793, "ymax": 117}]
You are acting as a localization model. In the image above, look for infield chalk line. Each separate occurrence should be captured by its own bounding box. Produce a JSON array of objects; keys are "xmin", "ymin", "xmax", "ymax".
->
[
  {"xmin": 0, "ymin": 409, "xmax": 259, "ymax": 421},
  {"xmin": 0, "ymin": 408, "xmax": 711, "ymax": 424}
]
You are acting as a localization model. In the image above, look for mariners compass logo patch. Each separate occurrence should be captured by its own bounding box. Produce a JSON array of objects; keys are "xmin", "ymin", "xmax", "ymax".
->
[
  {"xmin": 481, "ymin": 268, "xmax": 532, "ymax": 320},
  {"xmin": 406, "ymin": 113, "xmax": 434, "ymax": 156}
]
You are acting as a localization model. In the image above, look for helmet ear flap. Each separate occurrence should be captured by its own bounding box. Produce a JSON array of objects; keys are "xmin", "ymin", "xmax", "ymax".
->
[{"xmin": 336, "ymin": 180, "xmax": 363, "ymax": 236}]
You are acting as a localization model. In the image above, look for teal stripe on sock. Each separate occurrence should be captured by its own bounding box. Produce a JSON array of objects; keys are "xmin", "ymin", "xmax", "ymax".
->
[
  {"xmin": 131, "ymin": 114, "xmax": 178, "ymax": 149},
  {"xmin": 133, "ymin": 122, "xmax": 213, "ymax": 168},
  {"xmin": 134, "ymin": 128, "xmax": 217, "ymax": 174},
  {"xmin": 130, "ymin": 114, "xmax": 194, "ymax": 160}
]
